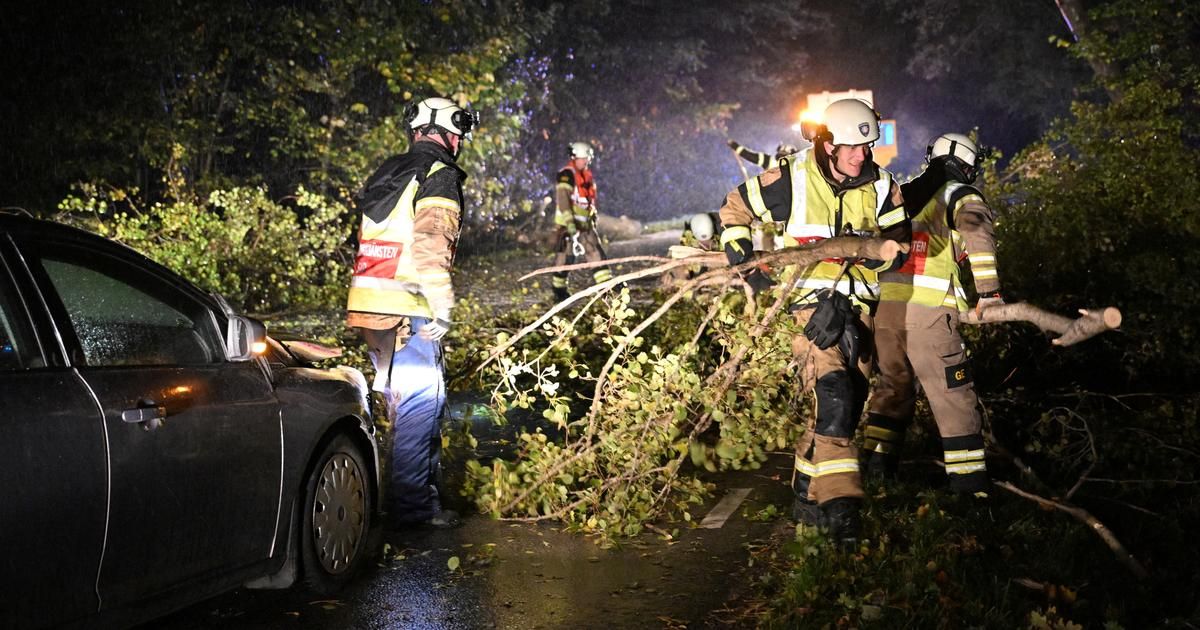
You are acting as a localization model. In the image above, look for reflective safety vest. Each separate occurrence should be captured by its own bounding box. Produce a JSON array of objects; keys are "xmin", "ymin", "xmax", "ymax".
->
[
  {"xmin": 878, "ymin": 181, "xmax": 974, "ymax": 312},
  {"xmin": 555, "ymin": 163, "xmax": 597, "ymax": 227},
  {"xmin": 742, "ymin": 149, "xmax": 901, "ymax": 305},
  {"xmin": 346, "ymin": 161, "xmax": 453, "ymax": 318}
]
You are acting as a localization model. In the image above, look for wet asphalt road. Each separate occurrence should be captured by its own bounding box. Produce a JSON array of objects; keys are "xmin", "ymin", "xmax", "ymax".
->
[{"xmin": 152, "ymin": 451, "xmax": 794, "ymax": 629}]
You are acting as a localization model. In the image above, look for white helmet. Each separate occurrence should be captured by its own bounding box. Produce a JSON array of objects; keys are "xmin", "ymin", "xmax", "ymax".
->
[
  {"xmin": 821, "ymin": 99, "xmax": 880, "ymax": 146},
  {"xmin": 927, "ymin": 133, "xmax": 978, "ymax": 166},
  {"xmin": 689, "ymin": 213, "xmax": 715, "ymax": 241},
  {"xmin": 404, "ymin": 96, "xmax": 478, "ymax": 139},
  {"xmin": 927, "ymin": 133, "xmax": 982, "ymax": 182},
  {"xmin": 569, "ymin": 141, "xmax": 595, "ymax": 161}
]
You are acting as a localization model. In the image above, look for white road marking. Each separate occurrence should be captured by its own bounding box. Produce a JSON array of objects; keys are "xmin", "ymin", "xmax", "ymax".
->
[{"xmin": 699, "ymin": 488, "xmax": 752, "ymax": 529}]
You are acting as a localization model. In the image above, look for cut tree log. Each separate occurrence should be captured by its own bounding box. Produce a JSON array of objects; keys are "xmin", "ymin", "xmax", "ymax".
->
[{"xmin": 962, "ymin": 303, "xmax": 1122, "ymax": 347}]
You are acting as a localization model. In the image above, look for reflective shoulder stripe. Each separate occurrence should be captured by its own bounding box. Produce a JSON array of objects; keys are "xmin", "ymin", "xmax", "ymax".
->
[
  {"xmin": 877, "ymin": 207, "xmax": 905, "ymax": 228},
  {"xmin": 873, "ymin": 170, "xmax": 892, "ymax": 214},
  {"xmin": 414, "ymin": 196, "xmax": 461, "ymax": 212},
  {"xmin": 743, "ymin": 177, "xmax": 773, "ymax": 222}
]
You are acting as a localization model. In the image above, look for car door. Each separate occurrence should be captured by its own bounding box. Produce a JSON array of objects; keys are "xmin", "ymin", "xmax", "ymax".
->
[
  {"xmin": 0, "ymin": 242, "xmax": 107, "ymax": 628},
  {"xmin": 16, "ymin": 236, "xmax": 284, "ymax": 608}
]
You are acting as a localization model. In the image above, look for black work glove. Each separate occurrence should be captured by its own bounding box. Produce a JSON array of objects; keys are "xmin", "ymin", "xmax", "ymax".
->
[
  {"xmin": 742, "ymin": 268, "xmax": 777, "ymax": 295},
  {"xmin": 804, "ymin": 290, "xmax": 854, "ymax": 350},
  {"xmin": 837, "ymin": 318, "xmax": 861, "ymax": 366}
]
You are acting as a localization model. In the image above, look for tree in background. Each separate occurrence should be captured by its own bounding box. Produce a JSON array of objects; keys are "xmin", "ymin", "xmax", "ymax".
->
[
  {"xmin": 993, "ymin": 0, "xmax": 1200, "ymax": 387},
  {"xmin": 2, "ymin": 1, "xmax": 551, "ymax": 313}
]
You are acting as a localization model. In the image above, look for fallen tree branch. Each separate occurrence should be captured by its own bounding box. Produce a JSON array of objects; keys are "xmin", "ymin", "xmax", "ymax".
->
[
  {"xmin": 479, "ymin": 236, "xmax": 903, "ymax": 372},
  {"xmin": 961, "ymin": 303, "xmax": 1122, "ymax": 347},
  {"xmin": 994, "ymin": 480, "xmax": 1149, "ymax": 579}
]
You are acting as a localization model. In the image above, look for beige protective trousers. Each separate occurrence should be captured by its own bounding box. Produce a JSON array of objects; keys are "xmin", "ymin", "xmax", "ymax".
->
[
  {"xmin": 790, "ymin": 308, "xmax": 874, "ymax": 504},
  {"xmin": 866, "ymin": 306, "xmax": 988, "ymax": 493}
]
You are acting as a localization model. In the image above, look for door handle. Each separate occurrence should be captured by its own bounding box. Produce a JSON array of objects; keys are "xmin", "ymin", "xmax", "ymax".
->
[{"xmin": 121, "ymin": 404, "xmax": 166, "ymax": 431}]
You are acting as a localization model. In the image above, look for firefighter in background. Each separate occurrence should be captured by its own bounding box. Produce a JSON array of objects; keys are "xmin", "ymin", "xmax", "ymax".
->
[
  {"xmin": 551, "ymin": 141, "xmax": 612, "ymax": 301},
  {"xmin": 727, "ymin": 139, "xmax": 800, "ymax": 171},
  {"xmin": 666, "ymin": 212, "xmax": 722, "ymax": 285},
  {"xmin": 346, "ymin": 96, "xmax": 477, "ymax": 529},
  {"xmin": 862, "ymin": 133, "xmax": 1002, "ymax": 497},
  {"xmin": 681, "ymin": 212, "xmax": 721, "ymax": 251},
  {"xmin": 718, "ymin": 98, "xmax": 910, "ymax": 544}
]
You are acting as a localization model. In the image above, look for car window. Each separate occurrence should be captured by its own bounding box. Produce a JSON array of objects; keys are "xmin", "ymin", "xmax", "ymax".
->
[
  {"xmin": 0, "ymin": 271, "xmax": 38, "ymax": 370},
  {"xmin": 39, "ymin": 256, "xmax": 223, "ymax": 367}
]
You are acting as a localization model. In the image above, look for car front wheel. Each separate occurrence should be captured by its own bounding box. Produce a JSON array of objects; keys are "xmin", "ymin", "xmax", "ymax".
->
[{"xmin": 301, "ymin": 433, "xmax": 372, "ymax": 594}]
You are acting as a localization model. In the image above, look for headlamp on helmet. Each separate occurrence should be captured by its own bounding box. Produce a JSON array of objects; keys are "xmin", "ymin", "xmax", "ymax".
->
[{"xmin": 404, "ymin": 96, "xmax": 479, "ymax": 140}]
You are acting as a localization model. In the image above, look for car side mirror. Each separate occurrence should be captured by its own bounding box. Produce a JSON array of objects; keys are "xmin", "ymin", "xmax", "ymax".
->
[{"xmin": 226, "ymin": 315, "xmax": 267, "ymax": 361}]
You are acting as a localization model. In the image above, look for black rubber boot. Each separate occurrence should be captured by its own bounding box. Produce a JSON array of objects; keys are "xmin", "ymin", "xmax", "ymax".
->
[
  {"xmin": 820, "ymin": 497, "xmax": 862, "ymax": 548},
  {"xmin": 863, "ymin": 451, "xmax": 900, "ymax": 482}
]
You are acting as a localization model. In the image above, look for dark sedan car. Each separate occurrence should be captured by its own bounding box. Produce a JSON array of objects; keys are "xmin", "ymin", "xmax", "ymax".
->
[{"xmin": 0, "ymin": 214, "xmax": 381, "ymax": 628}]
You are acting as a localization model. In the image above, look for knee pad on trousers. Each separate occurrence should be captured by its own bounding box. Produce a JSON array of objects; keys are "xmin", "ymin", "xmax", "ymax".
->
[{"xmin": 814, "ymin": 370, "xmax": 856, "ymax": 438}]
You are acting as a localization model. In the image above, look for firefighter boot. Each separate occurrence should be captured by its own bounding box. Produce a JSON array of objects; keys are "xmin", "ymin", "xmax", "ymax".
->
[
  {"xmin": 820, "ymin": 497, "xmax": 862, "ymax": 548},
  {"xmin": 863, "ymin": 451, "xmax": 900, "ymax": 483},
  {"xmin": 552, "ymin": 286, "xmax": 570, "ymax": 302}
]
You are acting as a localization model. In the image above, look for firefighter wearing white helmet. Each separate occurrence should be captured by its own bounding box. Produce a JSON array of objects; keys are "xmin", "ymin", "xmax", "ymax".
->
[
  {"xmin": 689, "ymin": 213, "xmax": 716, "ymax": 244},
  {"xmin": 663, "ymin": 212, "xmax": 723, "ymax": 287},
  {"xmin": 863, "ymin": 131, "xmax": 1000, "ymax": 498},
  {"xmin": 551, "ymin": 140, "xmax": 612, "ymax": 301},
  {"xmin": 346, "ymin": 95, "xmax": 478, "ymax": 529},
  {"xmin": 716, "ymin": 97, "xmax": 910, "ymax": 545},
  {"xmin": 569, "ymin": 141, "xmax": 595, "ymax": 161}
]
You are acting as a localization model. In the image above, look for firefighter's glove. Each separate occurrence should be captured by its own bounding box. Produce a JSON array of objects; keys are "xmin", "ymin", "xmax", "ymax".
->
[
  {"xmin": 571, "ymin": 233, "xmax": 586, "ymax": 257},
  {"xmin": 727, "ymin": 139, "xmax": 740, "ymax": 151},
  {"xmin": 742, "ymin": 268, "xmax": 776, "ymax": 295},
  {"xmin": 804, "ymin": 290, "xmax": 854, "ymax": 350},
  {"xmin": 419, "ymin": 318, "xmax": 451, "ymax": 341},
  {"xmin": 975, "ymin": 291, "xmax": 1004, "ymax": 318}
]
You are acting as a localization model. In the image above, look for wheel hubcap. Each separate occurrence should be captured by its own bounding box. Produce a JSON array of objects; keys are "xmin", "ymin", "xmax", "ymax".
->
[{"xmin": 312, "ymin": 452, "xmax": 367, "ymax": 574}]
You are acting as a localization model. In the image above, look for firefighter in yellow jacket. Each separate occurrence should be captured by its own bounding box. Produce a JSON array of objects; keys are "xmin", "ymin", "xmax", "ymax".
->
[
  {"xmin": 346, "ymin": 96, "xmax": 477, "ymax": 529},
  {"xmin": 718, "ymin": 98, "xmax": 910, "ymax": 543},
  {"xmin": 862, "ymin": 133, "xmax": 1002, "ymax": 497},
  {"xmin": 551, "ymin": 141, "xmax": 612, "ymax": 301}
]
